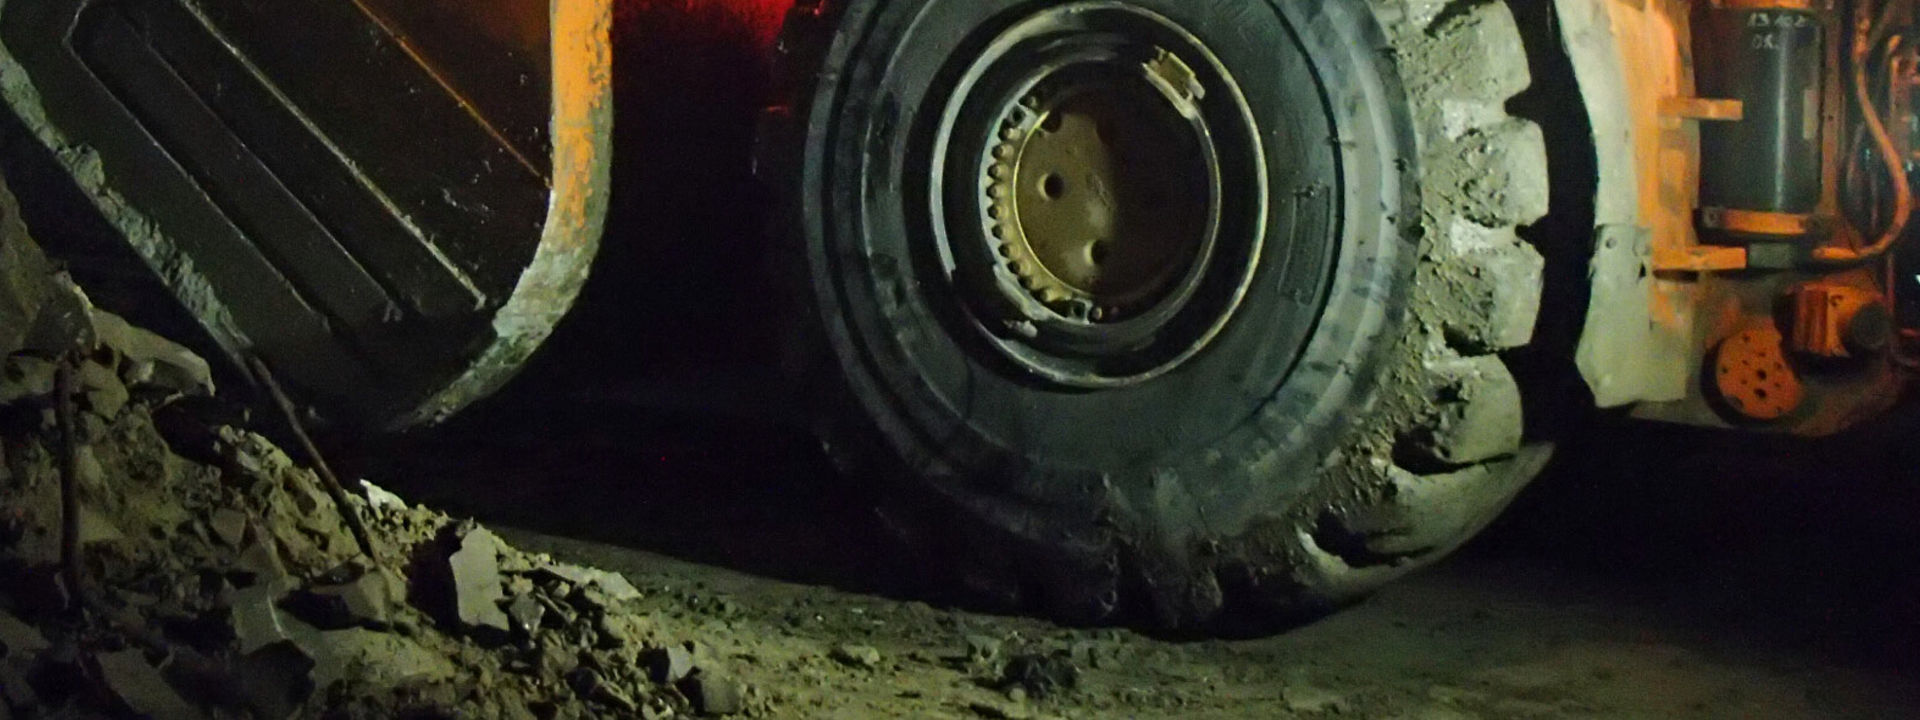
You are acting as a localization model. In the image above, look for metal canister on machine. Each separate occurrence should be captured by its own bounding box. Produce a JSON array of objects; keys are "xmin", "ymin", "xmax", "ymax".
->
[{"xmin": 1694, "ymin": 0, "xmax": 1827, "ymax": 241}]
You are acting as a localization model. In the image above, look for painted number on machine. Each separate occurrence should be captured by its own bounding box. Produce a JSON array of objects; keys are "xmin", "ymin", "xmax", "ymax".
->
[{"xmin": 1748, "ymin": 11, "xmax": 1816, "ymax": 50}]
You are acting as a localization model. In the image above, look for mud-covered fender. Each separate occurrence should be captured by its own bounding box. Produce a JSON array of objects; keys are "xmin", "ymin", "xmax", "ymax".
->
[{"xmin": 1553, "ymin": 0, "xmax": 1694, "ymax": 408}]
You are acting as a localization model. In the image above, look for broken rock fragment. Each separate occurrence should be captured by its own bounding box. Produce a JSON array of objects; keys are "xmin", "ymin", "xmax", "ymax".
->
[
  {"xmin": 0, "ymin": 660, "xmax": 37, "ymax": 711},
  {"xmin": 89, "ymin": 309, "xmax": 213, "ymax": 397},
  {"xmin": 831, "ymin": 643, "xmax": 882, "ymax": 670},
  {"xmin": 597, "ymin": 612, "xmax": 653, "ymax": 650},
  {"xmin": 1001, "ymin": 651, "xmax": 1078, "ymax": 698},
  {"xmin": 567, "ymin": 667, "xmax": 640, "ymax": 713},
  {"xmin": 96, "ymin": 649, "xmax": 206, "ymax": 720},
  {"xmin": 235, "ymin": 536, "xmax": 292, "ymax": 589},
  {"xmin": 447, "ymin": 526, "xmax": 511, "ymax": 634},
  {"xmin": 308, "ymin": 628, "xmax": 456, "ymax": 689},
  {"xmin": 0, "ymin": 355, "xmax": 55, "ymax": 407},
  {"xmin": 76, "ymin": 506, "xmax": 124, "ymax": 545},
  {"xmin": 283, "ymin": 569, "xmax": 400, "ymax": 630},
  {"xmin": 238, "ymin": 641, "xmax": 318, "ymax": 720},
  {"xmin": 643, "ymin": 643, "xmax": 696, "ymax": 684},
  {"xmin": 507, "ymin": 594, "xmax": 546, "ymax": 635},
  {"xmin": 538, "ymin": 562, "xmax": 643, "ymax": 602},
  {"xmin": 359, "ymin": 480, "xmax": 409, "ymax": 513},
  {"xmin": 76, "ymin": 359, "xmax": 127, "ymax": 418},
  {"xmin": 964, "ymin": 634, "xmax": 1003, "ymax": 667},
  {"xmin": 208, "ymin": 508, "xmax": 247, "ymax": 547},
  {"xmin": 19, "ymin": 274, "xmax": 94, "ymax": 355},
  {"xmin": 683, "ymin": 671, "xmax": 745, "ymax": 716},
  {"xmin": 0, "ymin": 611, "xmax": 48, "ymax": 659},
  {"xmin": 1282, "ymin": 684, "xmax": 1351, "ymax": 715},
  {"xmin": 0, "ymin": 315, "xmax": 699, "ymax": 720},
  {"xmin": 683, "ymin": 672, "xmax": 748, "ymax": 718},
  {"xmin": 231, "ymin": 585, "xmax": 300, "ymax": 655},
  {"xmin": 0, "ymin": 191, "xmax": 52, "ymax": 359}
]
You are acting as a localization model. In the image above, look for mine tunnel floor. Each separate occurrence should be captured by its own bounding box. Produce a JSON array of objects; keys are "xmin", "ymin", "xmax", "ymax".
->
[
  {"xmin": 355, "ymin": 403, "xmax": 1920, "ymax": 720},
  {"xmin": 502, "ymin": 529, "xmax": 1919, "ymax": 720},
  {"xmin": 473, "ymin": 525, "xmax": 1915, "ymax": 720}
]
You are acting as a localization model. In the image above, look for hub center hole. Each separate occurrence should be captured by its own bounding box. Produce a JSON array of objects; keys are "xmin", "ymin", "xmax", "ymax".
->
[{"xmin": 1041, "ymin": 173, "xmax": 1067, "ymax": 200}]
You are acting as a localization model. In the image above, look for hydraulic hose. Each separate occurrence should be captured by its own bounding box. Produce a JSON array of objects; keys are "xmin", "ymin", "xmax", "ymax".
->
[{"xmin": 1817, "ymin": 0, "xmax": 1914, "ymax": 263}]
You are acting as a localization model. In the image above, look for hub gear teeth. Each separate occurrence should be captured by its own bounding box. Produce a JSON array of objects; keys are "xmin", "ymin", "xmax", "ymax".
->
[{"xmin": 985, "ymin": 91, "xmax": 1086, "ymax": 312}]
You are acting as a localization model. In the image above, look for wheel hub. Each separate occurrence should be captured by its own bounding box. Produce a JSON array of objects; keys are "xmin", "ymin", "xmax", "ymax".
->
[
  {"xmin": 985, "ymin": 52, "xmax": 1212, "ymax": 321},
  {"xmin": 931, "ymin": 4, "xmax": 1266, "ymax": 387}
]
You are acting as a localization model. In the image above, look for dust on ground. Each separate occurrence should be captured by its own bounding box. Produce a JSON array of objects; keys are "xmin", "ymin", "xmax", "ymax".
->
[
  {"xmin": 500, "ymin": 527, "xmax": 1920, "ymax": 720},
  {"xmin": 358, "ymin": 400, "xmax": 1920, "ymax": 720}
]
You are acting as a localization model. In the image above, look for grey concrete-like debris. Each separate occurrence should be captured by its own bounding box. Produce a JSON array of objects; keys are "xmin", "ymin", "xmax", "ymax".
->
[
  {"xmin": 597, "ymin": 613, "xmax": 652, "ymax": 650},
  {"xmin": 0, "ymin": 355, "xmax": 55, "ymax": 406},
  {"xmin": 288, "ymin": 571, "xmax": 398, "ymax": 630},
  {"xmin": 968, "ymin": 700, "xmax": 1034, "ymax": 720},
  {"xmin": 208, "ymin": 508, "xmax": 247, "ymax": 547},
  {"xmin": 965, "ymin": 634, "xmax": 1003, "ymax": 666},
  {"xmin": 359, "ymin": 480, "xmax": 409, "ymax": 513},
  {"xmin": 0, "ymin": 191, "xmax": 52, "ymax": 359},
  {"xmin": 507, "ymin": 594, "xmax": 545, "ymax": 635},
  {"xmin": 1001, "ymin": 652, "xmax": 1078, "ymax": 698},
  {"xmin": 1068, "ymin": 640, "xmax": 1106, "ymax": 670},
  {"xmin": 76, "ymin": 506, "xmax": 123, "ymax": 545},
  {"xmin": 338, "ymin": 569, "xmax": 402, "ymax": 625},
  {"xmin": 539, "ymin": 562, "xmax": 643, "ymax": 602},
  {"xmin": 536, "ymin": 637, "xmax": 580, "ymax": 676},
  {"xmin": 96, "ymin": 649, "xmax": 206, "ymax": 720},
  {"xmin": 568, "ymin": 667, "xmax": 638, "ymax": 712},
  {"xmin": 1282, "ymin": 684, "xmax": 1350, "ymax": 715},
  {"xmin": 19, "ymin": 274, "xmax": 96, "ymax": 355},
  {"xmin": 831, "ymin": 644, "xmax": 882, "ymax": 670},
  {"xmin": 90, "ymin": 308, "xmax": 213, "ymax": 397},
  {"xmin": 236, "ymin": 537, "xmax": 291, "ymax": 588},
  {"xmin": 72, "ymin": 446, "xmax": 105, "ymax": 490},
  {"xmin": 238, "ymin": 642, "xmax": 317, "ymax": 720},
  {"xmin": 685, "ymin": 671, "xmax": 745, "ymax": 716},
  {"xmin": 0, "ymin": 611, "xmax": 48, "ymax": 659},
  {"xmin": 644, "ymin": 644, "xmax": 695, "ymax": 684},
  {"xmin": 77, "ymin": 359, "xmax": 126, "ymax": 418},
  {"xmin": 449, "ymin": 527, "xmax": 512, "ymax": 633},
  {"xmin": 232, "ymin": 585, "xmax": 299, "ymax": 654},
  {"xmin": 0, "ymin": 661, "xmax": 37, "ymax": 710},
  {"xmin": 308, "ymin": 629, "xmax": 456, "ymax": 689}
]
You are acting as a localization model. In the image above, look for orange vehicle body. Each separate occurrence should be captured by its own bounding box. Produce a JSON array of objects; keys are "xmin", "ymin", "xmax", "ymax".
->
[{"xmin": 1564, "ymin": 0, "xmax": 1913, "ymax": 436}]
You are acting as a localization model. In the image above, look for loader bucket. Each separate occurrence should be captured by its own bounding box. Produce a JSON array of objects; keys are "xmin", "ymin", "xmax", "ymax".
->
[{"xmin": 0, "ymin": 0, "xmax": 612, "ymax": 428}]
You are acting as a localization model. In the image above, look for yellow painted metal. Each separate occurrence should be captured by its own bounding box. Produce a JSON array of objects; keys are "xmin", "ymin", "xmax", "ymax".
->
[{"xmin": 989, "ymin": 65, "xmax": 1212, "ymax": 317}]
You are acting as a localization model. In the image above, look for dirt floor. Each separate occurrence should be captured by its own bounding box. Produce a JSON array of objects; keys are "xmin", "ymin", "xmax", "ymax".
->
[
  {"xmin": 496, "ymin": 530, "xmax": 1917, "ymax": 720},
  {"xmin": 357, "ymin": 401, "xmax": 1920, "ymax": 720},
  {"xmin": 6, "ymin": 345, "xmax": 1918, "ymax": 720}
]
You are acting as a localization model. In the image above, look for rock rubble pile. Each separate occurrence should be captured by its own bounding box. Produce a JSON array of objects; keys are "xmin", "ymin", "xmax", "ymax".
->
[{"xmin": 0, "ymin": 194, "xmax": 752, "ymax": 719}]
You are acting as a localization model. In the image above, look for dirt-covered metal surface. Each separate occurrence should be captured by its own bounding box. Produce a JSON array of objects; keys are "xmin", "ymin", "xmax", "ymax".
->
[{"xmin": 0, "ymin": 0, "xmax": 612, "ymax": 429}]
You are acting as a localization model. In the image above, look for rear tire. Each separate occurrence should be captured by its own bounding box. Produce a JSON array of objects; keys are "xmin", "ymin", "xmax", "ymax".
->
[{"xmin": 763, "ymin": 0, "xmax": 1554, "ymax": 629}]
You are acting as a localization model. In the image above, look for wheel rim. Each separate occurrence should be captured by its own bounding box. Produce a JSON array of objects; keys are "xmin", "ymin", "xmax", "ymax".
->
[{"xmin": 929, "ymin": 3, "xmax": 1267, "ymax": 388}]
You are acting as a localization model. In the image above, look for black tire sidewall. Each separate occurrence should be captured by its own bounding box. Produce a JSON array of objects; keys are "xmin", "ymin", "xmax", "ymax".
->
[{"xmin": 793, "ymin": 0, "xmax": 1418, "ymax": 540}]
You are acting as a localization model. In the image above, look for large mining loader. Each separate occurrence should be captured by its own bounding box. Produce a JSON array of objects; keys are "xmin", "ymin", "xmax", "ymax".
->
[{"xmin": 0, "ymin": 0, "xmax": 1910, "ymax": 629}]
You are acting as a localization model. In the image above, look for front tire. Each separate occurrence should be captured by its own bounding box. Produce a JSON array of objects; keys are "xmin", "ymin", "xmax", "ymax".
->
[{"xmin": 763, "ymin": 0, "xmax": 1554, "ymax": 629}]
